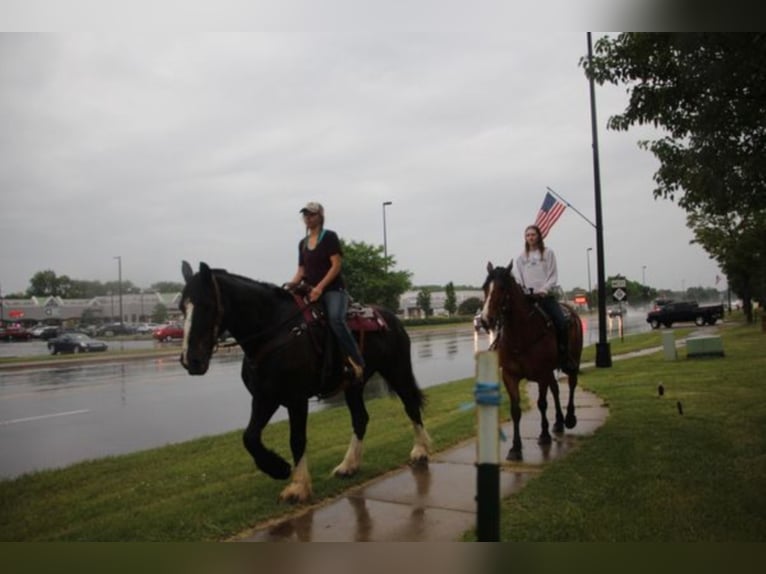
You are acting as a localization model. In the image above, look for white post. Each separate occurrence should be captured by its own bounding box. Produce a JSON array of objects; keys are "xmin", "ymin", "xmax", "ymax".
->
[{"xmin": 475, "ymin": 350, "xmax": 500, "ymax": 541}]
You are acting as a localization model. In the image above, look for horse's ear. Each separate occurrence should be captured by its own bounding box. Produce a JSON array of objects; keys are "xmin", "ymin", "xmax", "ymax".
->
[
  {"xmin": 507, "ymin": 259, "xmax": 514, "ymax": 271},
  {"xmin": 182, "ymin": 261, "xmax": 194, "ymax": 283},
  {"xmin": 486, "ymin": 261, "xmax": 494, "ymax": 273},
  {"xmin": 199, "ymin": 262, "xmax": 212, "ymax": 280}
]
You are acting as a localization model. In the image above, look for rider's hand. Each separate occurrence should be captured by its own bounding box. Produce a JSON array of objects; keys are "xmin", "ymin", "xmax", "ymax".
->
[{"xmin": 309, "ymin": 286, "xmax": 323, "ymax": 302}]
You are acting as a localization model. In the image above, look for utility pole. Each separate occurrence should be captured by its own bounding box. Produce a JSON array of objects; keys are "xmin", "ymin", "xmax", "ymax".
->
[{"xmin": 587, "ymin": 32, "xmax": 611, "ymax": 368}]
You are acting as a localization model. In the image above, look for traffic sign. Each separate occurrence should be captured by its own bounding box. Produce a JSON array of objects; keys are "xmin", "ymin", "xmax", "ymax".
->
[
  {"xmin": 611, "ymin": 279, "xmax": 627, "ymax": 288},
  {"xmin": 612, "ymin": 288, "xmax": 627, "ymax": 302}
]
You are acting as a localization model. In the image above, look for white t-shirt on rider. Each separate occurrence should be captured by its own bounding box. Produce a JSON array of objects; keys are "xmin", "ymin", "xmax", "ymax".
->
[{"xmin": 514, "ymin": 248, "xmax": 559, "ymax": 295}]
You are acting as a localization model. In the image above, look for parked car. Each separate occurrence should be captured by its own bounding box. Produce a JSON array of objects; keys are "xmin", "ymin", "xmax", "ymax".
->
[
  {"xmin": 95, "ymin": 322, "xmax": 135, "ymax": 336},
  {"xmin": 152, "ymin": 322, "xmax": 184, "ymax": 341},
  {"xmin": 646, "ymin": 301, "xmax": 724, "ymax": 329},
  {"xmin": 48, "ymin": 333, "xmax": 108, "ymax": 354},
  {"xmin": 0, "ymin": 324, "xmax": 32, "ymax": 341},
  {"xmin": 134, "ymin": 322, "xmax": 158, "ymax": 334}
]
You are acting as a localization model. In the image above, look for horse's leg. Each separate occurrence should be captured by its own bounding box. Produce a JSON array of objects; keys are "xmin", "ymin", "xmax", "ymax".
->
[
  {"xmin": 565, "ymin": 372, "xmax": 578, "ymax": 429},
  {"xmin": 242, "ymin": 396, "xmax": 290, "ymax": 479},
  {"xmin": 537, "ymin": 376, "xmax": 556, "ymax": 445},
  {"xmin": 279, "ymin": 400, "xmax": 312, "ymax": 503},
  {"xmin": 549, "ymin": 373, "xmax": 566, "ymax": 434},
  {"xmin": 565, "ymin": 318, "xmax": 582, "ymax": 429},
  {"xmin": 503, "ymin": 372, "xmax": 523, "ymax": 461},
  {"xmin": 378, "ymin": 350, "xmax": 432, "ymax": 465},
  {"xmin": 333, "ymin": 386, "xmax": 369, "ymax": 477}
]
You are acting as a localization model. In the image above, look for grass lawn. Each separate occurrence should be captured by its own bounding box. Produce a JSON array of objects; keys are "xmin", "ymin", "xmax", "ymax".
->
[
  {"xmin": 1, "ymin": 320, "xmax": 763, "ymax": 541},
  {"xmin": 472, "ymin": 321, "xmax": 766, "ymax": 542}
]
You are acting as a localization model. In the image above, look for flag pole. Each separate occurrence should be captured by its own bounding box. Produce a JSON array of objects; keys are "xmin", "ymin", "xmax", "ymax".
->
[{"xmin": 546, "ymin": 186, "xmax": 597, "ymax": 230}]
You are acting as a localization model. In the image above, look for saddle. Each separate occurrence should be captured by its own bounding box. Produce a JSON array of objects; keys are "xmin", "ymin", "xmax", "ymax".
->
[
  {"xmin": 286, "ymin": 283, "xmax": 389, "ymax": 334},
  {"xmin": 285, "ymin": 283, "xmax": 388, "ymax": 398}
]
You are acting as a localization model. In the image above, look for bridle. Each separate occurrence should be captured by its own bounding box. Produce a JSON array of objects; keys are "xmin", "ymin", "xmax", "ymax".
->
[
  {"xmin": 486, "ymin": 267, "xmax": 549, "ymax": 349},
  {"xmin": 197, "ymin": 272, "xmax": 321, "ymax": 362}
]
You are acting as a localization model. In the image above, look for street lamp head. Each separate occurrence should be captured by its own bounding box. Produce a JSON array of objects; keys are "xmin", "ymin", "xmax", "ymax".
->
[{"xmin": 383, "ymin": 201, "xmax": 392, "ymax": 206}]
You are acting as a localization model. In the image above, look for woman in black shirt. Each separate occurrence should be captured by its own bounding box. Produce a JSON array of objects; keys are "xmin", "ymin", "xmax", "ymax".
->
[{"xmin": 287, "ymin": 202, "xmax": 365, "ymax": 382}]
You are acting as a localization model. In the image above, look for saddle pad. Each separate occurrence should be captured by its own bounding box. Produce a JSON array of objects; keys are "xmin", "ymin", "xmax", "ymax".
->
[{"xmin": 347, "ymin": 305, "xmax": 388, "ymax": 332}]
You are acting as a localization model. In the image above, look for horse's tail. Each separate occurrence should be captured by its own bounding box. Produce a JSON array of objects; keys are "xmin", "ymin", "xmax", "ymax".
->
[{"xmin": 373, "ymin": 306, "xmax": 427, "ymax": 412}]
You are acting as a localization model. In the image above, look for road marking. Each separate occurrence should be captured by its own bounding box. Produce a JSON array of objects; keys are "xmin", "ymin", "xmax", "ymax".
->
[{"xmin": 0, "ymin": 409, "xmax": 91, "ymax": 426}]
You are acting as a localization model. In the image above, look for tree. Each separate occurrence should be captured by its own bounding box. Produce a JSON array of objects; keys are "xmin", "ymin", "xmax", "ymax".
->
[
  {"xmin": 27, "ymin": 270, "xmax": 73, "ymax": 298},
  {"xmin": 585, "ymin": 33, "xmax": 766, "ymax": 319},
  {"xmin": 458, "ymin": 296, "xmax": 483, "ymax": 316},
  {"xmin": 416, "ymin": 288, "xmax": 433, "ymax": 317},
  {"xmin": 340, "ymin": 240, "xmax": 412, "ymax": 312},
  {"xmin": 444, "ymin": 282, "xmax": 457, "ymax": 316}
]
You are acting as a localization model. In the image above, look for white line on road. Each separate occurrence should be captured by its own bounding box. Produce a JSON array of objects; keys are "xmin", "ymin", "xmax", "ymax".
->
[{"xmin": 0, "ymin": 409, "xmax": 91, "ymax": 426}]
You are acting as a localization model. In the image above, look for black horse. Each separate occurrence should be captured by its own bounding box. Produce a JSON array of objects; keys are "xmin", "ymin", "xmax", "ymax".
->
[{"xmin": 179, "ymin": 261, "xmax": 431, "ymax": 503}]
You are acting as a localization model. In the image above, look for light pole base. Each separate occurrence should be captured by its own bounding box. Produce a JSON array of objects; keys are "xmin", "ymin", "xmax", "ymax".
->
[{"xmin": 595, "ymin": 342, "xmax": 612, "ymax": 368}]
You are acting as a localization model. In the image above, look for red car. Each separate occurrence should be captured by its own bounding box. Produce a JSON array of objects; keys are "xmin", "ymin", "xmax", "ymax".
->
[
  {"xmin": 0, "ymin": 324, "xmax": 32, "ymax": 342},
  {"xmin": 152, "ymin": 323, "xmax": 184, "ymax": 341}
]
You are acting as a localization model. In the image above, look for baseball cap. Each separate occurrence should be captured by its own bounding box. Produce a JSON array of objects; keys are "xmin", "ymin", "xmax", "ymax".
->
[{"xmin": 299, "ymin": 202, "xmax": 324, "ymax": 215}]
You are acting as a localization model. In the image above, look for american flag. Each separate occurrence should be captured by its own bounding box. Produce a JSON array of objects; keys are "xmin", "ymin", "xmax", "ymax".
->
[{"xmin": 534, "ymin": 191, "xmax": 566, "ymax": 238}]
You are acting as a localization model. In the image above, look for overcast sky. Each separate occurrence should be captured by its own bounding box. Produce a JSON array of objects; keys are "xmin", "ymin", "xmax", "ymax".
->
[{"xmin": 0, "ymin": 7, "xmax": 723, "ymax": 297}]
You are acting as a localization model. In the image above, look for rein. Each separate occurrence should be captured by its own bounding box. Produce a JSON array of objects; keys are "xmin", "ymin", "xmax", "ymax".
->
[
  {"xmin": 209, "ymin": 274, "xmax": 320, "ymax": 362},
  {"xmin": 495, "ymin": 278, "xmax": 550, "ymax": 351}
]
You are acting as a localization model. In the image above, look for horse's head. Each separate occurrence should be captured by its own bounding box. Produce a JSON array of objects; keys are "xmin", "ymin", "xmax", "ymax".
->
[
  {"xmin": 180, "ymin": 260, "xmax": 223, "ymax": 375},
  {"xmin": 481, "ymin": 260, "xmax": 514, "ymax": 329}
]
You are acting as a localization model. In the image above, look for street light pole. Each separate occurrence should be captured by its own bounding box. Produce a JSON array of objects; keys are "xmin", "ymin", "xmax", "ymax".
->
[
  {"xmin": 382, "ymin": 201, "xmax": 392, "ymax": 273},
  {"xmin": 585, "ymin": 247, "xmax": 593, "ymax": 310},
  {"xmin": 114, "ymin": 256, "xmax": 123, "ymax": 326},
  {"xmin": 587, "ymin": 32, "xmax": 611, "ymax": 367},
  {"xmin": 642, "ymin": 265, "xmax": 646, "ymax": 285}
]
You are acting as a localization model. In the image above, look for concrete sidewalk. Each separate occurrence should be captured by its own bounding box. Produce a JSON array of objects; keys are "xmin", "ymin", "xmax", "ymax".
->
[{"xmin": 233, "ymin": 386, "xmax": 608, "ymax": 542}]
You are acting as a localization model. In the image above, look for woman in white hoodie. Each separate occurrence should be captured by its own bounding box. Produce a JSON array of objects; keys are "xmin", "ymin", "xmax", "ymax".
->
[{"xmin": 514, "ymin": 224, "xmax": 575, "ymax": 374}]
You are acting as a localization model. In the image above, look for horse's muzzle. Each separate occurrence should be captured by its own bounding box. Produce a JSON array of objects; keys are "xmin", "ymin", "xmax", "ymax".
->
[{"xmin": 180, "ymin": 353, "xmax": 209, "ymax": 375}]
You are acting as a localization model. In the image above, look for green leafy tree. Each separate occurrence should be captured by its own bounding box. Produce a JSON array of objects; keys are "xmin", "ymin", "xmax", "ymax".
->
[
  {"xmin": 458, "ymin": 296, "xmax": 483, "ymax": 315},
  {"xmin": 444, "ymin": 282, "xmax": 457, "ymax": 316},
  {"xmin": 27, "ymin": 270, "xmax": 73, "ymax": 298},
  {"xmin": 585, "ymin": 33, "xmax": 766, "ymax": 320},
  {"xmin": 416, "ymin": 288, "xmax": 433, "ymax": 317},
  {"xmin": 340, "ymin": 240, "xmax": 412, "ymax": 312},
  {"xmin": 69, "ymin": 280, "xmax": 108, "ymax": 298}
]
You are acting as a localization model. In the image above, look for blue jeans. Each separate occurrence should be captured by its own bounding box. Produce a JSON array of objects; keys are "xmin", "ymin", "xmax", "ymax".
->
[
  {"xmin": 538, "ymin": 296, "xmax": 567, "ymax": 333},
  {"xmin": 323, "ymin": 290, "xmax": 365, "ymax": 367}
]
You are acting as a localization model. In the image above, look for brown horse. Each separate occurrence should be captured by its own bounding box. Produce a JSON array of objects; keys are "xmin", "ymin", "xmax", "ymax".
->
[{"xmin": 481, "ymin": 261, "xmax": 583, "ymax": 461}]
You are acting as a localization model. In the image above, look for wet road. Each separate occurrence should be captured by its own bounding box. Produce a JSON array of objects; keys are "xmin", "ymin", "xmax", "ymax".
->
[{"xmin": 0, "ymin": 314, "xmax": 648, "ymax": 478}]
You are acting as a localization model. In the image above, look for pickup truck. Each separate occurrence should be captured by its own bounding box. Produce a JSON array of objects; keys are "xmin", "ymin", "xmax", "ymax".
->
[{"xmin": 646, "ymin": 301, "xmax": 724, "ymax": 329}]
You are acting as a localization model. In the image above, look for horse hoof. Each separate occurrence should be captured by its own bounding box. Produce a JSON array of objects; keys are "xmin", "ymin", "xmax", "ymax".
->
[
  {"xmin": 278, "ymin": 483, "xmax": 312, "ymax": 504},
  {"xmin": 553, "ymin": 422, "xmax": 565, "ymax": 434},
  {"xmin": 409, "ymin": 456, "xmax": 429, "ymax": 468},
  {"xmin": 332, "ymin": 466, "xmax": 358, "ymax": 478},
  {"xmin": 506, "ymin": 449, "xmax": 522, "ymax": 461},
  {"xmin": 538, "ymin": 434, "xmax": 552, "ymax": 446},
  {"xmin": 565, "ymin": 415, "xmax": 577, "ymax": 429}
]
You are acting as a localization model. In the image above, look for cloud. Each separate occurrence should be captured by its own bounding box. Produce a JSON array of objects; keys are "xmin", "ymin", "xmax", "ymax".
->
[{"xmin": 0, "ymin": 25, "xmax": 722, "ymax": 297}]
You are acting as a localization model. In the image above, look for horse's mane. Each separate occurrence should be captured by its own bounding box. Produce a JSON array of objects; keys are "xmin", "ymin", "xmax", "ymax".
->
[{"xmin": 211, "ymin": 269, "xmax": 295, "ymax": 302}]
